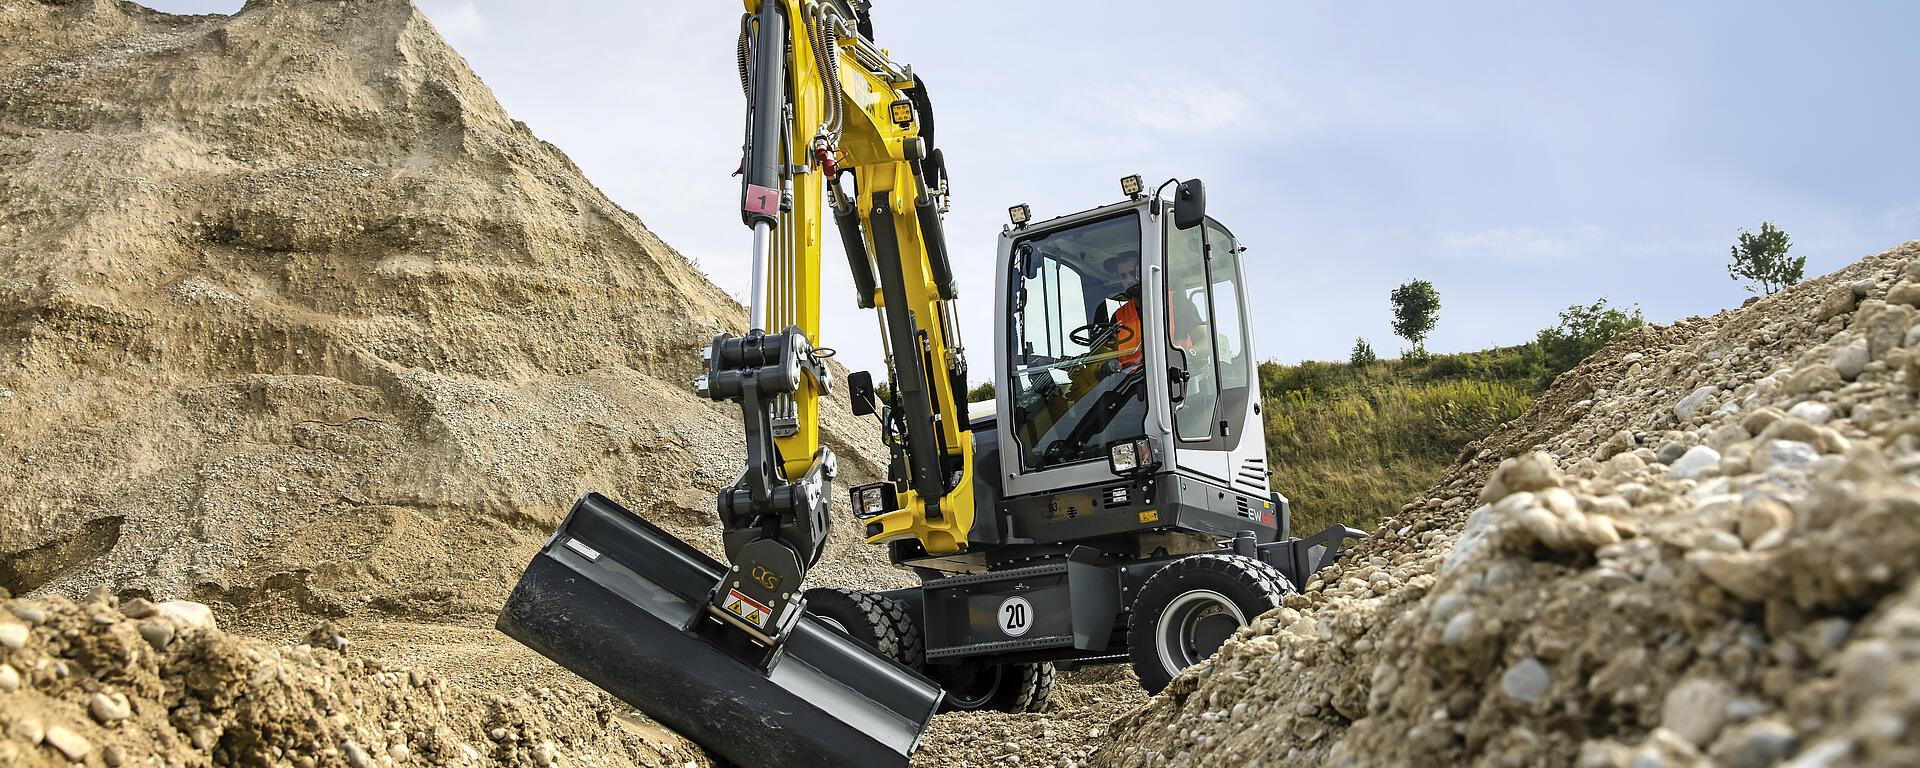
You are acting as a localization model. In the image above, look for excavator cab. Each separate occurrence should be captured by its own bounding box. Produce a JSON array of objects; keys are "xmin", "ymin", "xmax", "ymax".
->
[{"xmin": 999, "ymin": 180, "xmax": 1267, "ymax": 508}]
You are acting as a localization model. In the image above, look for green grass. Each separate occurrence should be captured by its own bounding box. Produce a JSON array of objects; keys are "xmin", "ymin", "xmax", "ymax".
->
[{"xmin": 1262, "ymin": 350, "xmax": 1541, "ymax": 536}]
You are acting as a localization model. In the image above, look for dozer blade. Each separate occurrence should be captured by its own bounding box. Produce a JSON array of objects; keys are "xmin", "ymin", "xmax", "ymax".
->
[{"xmin": 496, "ymin": 493, "xmax": 942, "ymax": 768}]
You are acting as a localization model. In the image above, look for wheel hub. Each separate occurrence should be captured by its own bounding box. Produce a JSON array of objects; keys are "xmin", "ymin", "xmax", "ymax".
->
[
  {"xmin": 935, "ymin": 664, "xmax": 1005, "ymax": 709},
  {"xmin": 1155, "ymin": 590, "xmax": 1248, "ymax": 676}
]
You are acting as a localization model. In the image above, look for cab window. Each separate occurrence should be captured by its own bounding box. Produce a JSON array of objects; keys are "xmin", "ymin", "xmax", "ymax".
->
[{"xmin": 1006, "ymin": 214, "xmax": 1148, "ymax": 471}]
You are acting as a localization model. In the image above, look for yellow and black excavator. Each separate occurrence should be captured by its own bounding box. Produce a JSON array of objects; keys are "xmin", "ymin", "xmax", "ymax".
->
[{"xmin": 497, "ymin": 3, "xmax": 1362, "ymax": 766}]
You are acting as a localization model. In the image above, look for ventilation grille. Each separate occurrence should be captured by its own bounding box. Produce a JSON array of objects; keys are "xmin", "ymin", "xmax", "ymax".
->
[{"xmin": 1236, "ymin": 458, "xmax": 1270, "ymax": 492}]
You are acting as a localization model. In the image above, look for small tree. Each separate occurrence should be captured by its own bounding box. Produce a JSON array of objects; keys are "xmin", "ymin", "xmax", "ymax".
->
[
  {"xmin": 1349, "ymin": 337, "xmax": 1376, "ymax": 368},
  {"xmin": 1389, "ymin": 280, "xmax": 1441, "ymax": 358},
  {"xmin": 966, "ymin": 381, "xmax": 995, "ymax": 403},
  {"xmin": 1535, "ymin": 298, "xmax": 1645, "ymax": 376},
  {"xmin": 1728, "ymin": 222, "xmax": 1803, "ymax": 295}
]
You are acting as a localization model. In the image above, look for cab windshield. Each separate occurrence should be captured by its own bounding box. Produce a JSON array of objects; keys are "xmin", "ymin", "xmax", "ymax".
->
[{"xmin": 1006, "ymin": 213, "xmax": 1148, "ymax": 471}]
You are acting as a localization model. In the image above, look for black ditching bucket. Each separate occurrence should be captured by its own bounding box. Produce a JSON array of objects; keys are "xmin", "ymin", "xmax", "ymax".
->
[{"xmin": 497, "ymin": 493, "xmax": 943, "ymax": 768}]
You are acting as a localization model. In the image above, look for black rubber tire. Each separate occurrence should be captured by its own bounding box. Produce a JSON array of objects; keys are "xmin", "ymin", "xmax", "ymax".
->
[
  {"xmin": 927, "ymin": 660, "xmax": 1055, "ymax": 713},
  {"xmin": 1126, "ymin": 553, "xmax": 1292, "ymax": 694},
  {"xmin": 803, "ymin": 587, "xmax": 923, "ymax": 668}
]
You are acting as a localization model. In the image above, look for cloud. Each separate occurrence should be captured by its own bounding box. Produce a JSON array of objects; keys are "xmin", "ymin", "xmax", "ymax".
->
[
  {"xmin": 1883, "ymin": 203, "xmax": 1920, "ymax": 232},
  {"xmin": 421, "ymin": 1, "xmax": 487, "ymax": 47},
  {"xmin": 1038, "ymin": 77, "xmax": 1285, "ymax": 162},
  {"xmin": 1068, "ymin": 80, "xmax": 1260, "ymax": 136},
  {"xmin": 1438, "ymin": 226, "xmax": 1598, "ymax": 263}
]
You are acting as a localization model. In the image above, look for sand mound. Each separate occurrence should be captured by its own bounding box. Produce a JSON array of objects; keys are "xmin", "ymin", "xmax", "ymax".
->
[
  {"xmin": 0, "ymin": 0, "xmax": 899, "ymax": 611},
  {"xmin": 1097, "ymin": 244, "xmax": 1920, "ymax": 767}
]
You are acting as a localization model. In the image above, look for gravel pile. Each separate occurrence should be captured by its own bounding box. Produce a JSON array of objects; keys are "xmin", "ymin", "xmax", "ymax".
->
[
  {"xmin": 1097, "ymin": 243, "xmax": 1920, "ymax": 767},
  {"xmin": 0, "ymin": 590, "xmax": 696, "ymax": 766}
]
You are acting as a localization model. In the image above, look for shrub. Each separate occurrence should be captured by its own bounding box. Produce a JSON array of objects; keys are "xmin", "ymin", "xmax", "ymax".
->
[
  {"xmin": 1349, "ymin": 338, "xmax": 1377, "ymax": 368},
  {"xmin": 1728, "ymin": 222, "xmax": 1803, "ymax": 295},
  {"xmin": 1535, "ymin": 299, "xmax": 1644, "ymax": 378}
]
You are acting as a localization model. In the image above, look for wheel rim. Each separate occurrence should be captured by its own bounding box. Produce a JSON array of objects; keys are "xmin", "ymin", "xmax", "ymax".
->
[
  {"xmin": 1155, "ymin": 589, "xmax": 1247, "ymax": 676},
  {"xmin": 940, "ymin": 665, "xmax": 1006, "ymax": 709}
]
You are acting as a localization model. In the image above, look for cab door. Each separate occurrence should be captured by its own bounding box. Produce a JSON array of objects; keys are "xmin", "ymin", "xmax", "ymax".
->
[{"xmin": 1161, "ymin": 218, "xmax": 1267, "ymax": 495}]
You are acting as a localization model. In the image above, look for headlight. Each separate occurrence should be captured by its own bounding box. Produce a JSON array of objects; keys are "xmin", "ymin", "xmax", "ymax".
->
[
  {"xmin": 852, "ymin": 483, "xmax": 893, "ymax": 519},
  {"xmin": 1108, "ymin": 438, "xmax": 1157, "ymax": 476}
]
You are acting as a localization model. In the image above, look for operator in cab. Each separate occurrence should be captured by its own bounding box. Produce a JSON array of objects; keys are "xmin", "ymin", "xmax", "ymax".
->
[{"xmin": 1109, "ymin": 252, "xmax": 1144, "ymax": 370}]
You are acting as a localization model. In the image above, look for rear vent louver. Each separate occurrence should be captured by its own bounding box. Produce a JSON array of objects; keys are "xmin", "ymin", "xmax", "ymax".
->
[{"xmin": 1236, "ymin": 458, "xmax": 1270, "ymax": 492}]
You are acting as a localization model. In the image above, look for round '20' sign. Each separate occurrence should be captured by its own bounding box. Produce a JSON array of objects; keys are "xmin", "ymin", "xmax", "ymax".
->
[{"xmin": 997, "ymin": 596, "xmax": 1033, "ymax": 638}]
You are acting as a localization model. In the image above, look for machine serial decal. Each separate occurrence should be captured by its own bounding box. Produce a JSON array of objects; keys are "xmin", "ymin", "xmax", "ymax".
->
[{"xmin": 723, "ymin": 589, "xmax": 773, "ymax": 629}]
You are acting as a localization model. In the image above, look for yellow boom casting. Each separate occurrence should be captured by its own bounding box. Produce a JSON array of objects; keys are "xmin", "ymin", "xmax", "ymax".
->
[{"xmin": 741, "ymin": 0, "xmax": 974, "ymax": 556}]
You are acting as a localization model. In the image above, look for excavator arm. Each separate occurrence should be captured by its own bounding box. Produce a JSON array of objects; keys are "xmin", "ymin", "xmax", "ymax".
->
[
  {"xmin": 698, "ymin": 0, "xmax": 974, "ymax": 645},
  {"xmin": 498, "ymin": 6, "xmax": 959, "ymax": 765}
]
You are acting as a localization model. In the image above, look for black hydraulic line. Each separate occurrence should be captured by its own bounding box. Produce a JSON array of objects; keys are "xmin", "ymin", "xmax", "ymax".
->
[
  {"xmin": 832, "ymin": 180, "xmax": 878, "ymax": 309},
  {"xmin": 740, "ymin": 0, "xmax": 786, "ymax": 227},
  {"xmin": 907, "ymin": 74, "xmax": 936, "ymax": 151},
  {"xmin": 904, "ymin": 75, "xmax": 954, "ymax": 299},
  {"xmin": 868, "ymin": 192, "xmax": 946, "ymax": 516},
  {"xmin": 910, "ymin": 169, "xmax": 956, "ymax": 301}
]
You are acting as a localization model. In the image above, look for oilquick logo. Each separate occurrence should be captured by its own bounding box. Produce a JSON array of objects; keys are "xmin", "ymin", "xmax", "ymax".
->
[
  {"xmin": 997, "ymin": 596, "xmax": 1033, "ymax": 638},
  {"xmin": 750, "ymin": 564, "xmax": 781, "ymax": 590}
]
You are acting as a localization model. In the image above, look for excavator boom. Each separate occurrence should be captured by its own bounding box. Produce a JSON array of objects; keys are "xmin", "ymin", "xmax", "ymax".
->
[{"xmin": 500, "ymin": 2, "xmax": 967, "ymax": 765}]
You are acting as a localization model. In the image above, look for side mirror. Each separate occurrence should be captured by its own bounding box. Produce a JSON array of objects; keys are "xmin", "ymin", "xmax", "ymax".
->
[
  {"xmin": 1172, "ymin": 178, "xmax": 1206, "ymax": 231},
  {"xmin": 848, "ymin": 371, "xmax": 876, "ymax": 416}
]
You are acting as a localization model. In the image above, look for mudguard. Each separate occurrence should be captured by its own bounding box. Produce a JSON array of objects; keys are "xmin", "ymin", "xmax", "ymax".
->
[{"xmin": 497, "ymin": 493, "xmax": 942, "ymax": 768}]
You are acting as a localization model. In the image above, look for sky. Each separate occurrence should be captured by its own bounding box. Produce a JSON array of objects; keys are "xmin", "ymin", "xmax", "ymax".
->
[{"xmin": 142, "ymin": 1, "xmax": 1920, "ymax": 384}]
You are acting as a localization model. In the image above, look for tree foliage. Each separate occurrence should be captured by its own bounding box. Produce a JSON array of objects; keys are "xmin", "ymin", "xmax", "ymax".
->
[
  {"xmin": 966, "ymin": 381, "xmax": 995, "ymax": 403},
  {"xmin": 1349, "ymin": 337, "xmax": 1376, "ymax": 368},
  {"xmin": 1535, "ymin": 299, "xmax": 1645, "ymax": 374},
  {"xmin": 1728, "ymin": 222, "xmax": 1803, "ymax": 295},
  {"xmin": 1389, "ymin": 280, "xmax": 1441, "ymax": 354}
]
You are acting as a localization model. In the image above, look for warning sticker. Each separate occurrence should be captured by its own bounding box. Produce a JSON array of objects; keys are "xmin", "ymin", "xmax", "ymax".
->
[
  {"xmin": 723, "ymin": 589, "xmax": 773, "ymax": 629},
  {"xmin": 1138, "ymin": 509, "xmax": 1159, "ymax": 524}
]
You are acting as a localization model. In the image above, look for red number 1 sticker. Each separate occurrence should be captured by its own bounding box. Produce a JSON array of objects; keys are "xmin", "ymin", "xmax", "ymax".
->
[{"xmin": 744, "ymin": 184, "xmax": 782, "ymax": 217}]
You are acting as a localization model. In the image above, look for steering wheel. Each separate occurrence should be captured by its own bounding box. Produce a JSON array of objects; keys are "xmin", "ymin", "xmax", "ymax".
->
[{"xmin": 1068, "ymin": 321, "xmax": 1136, "ymax": 351}]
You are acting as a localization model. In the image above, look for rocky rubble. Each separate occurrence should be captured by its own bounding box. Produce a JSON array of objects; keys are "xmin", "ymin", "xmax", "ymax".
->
[
  {"xmin": 1097, "ymin": 243, "xmax": 1920, "ymax": 767},
  {"xmin": 0, "ymin": 590, "xmax": 690, "ymax": 767}
]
